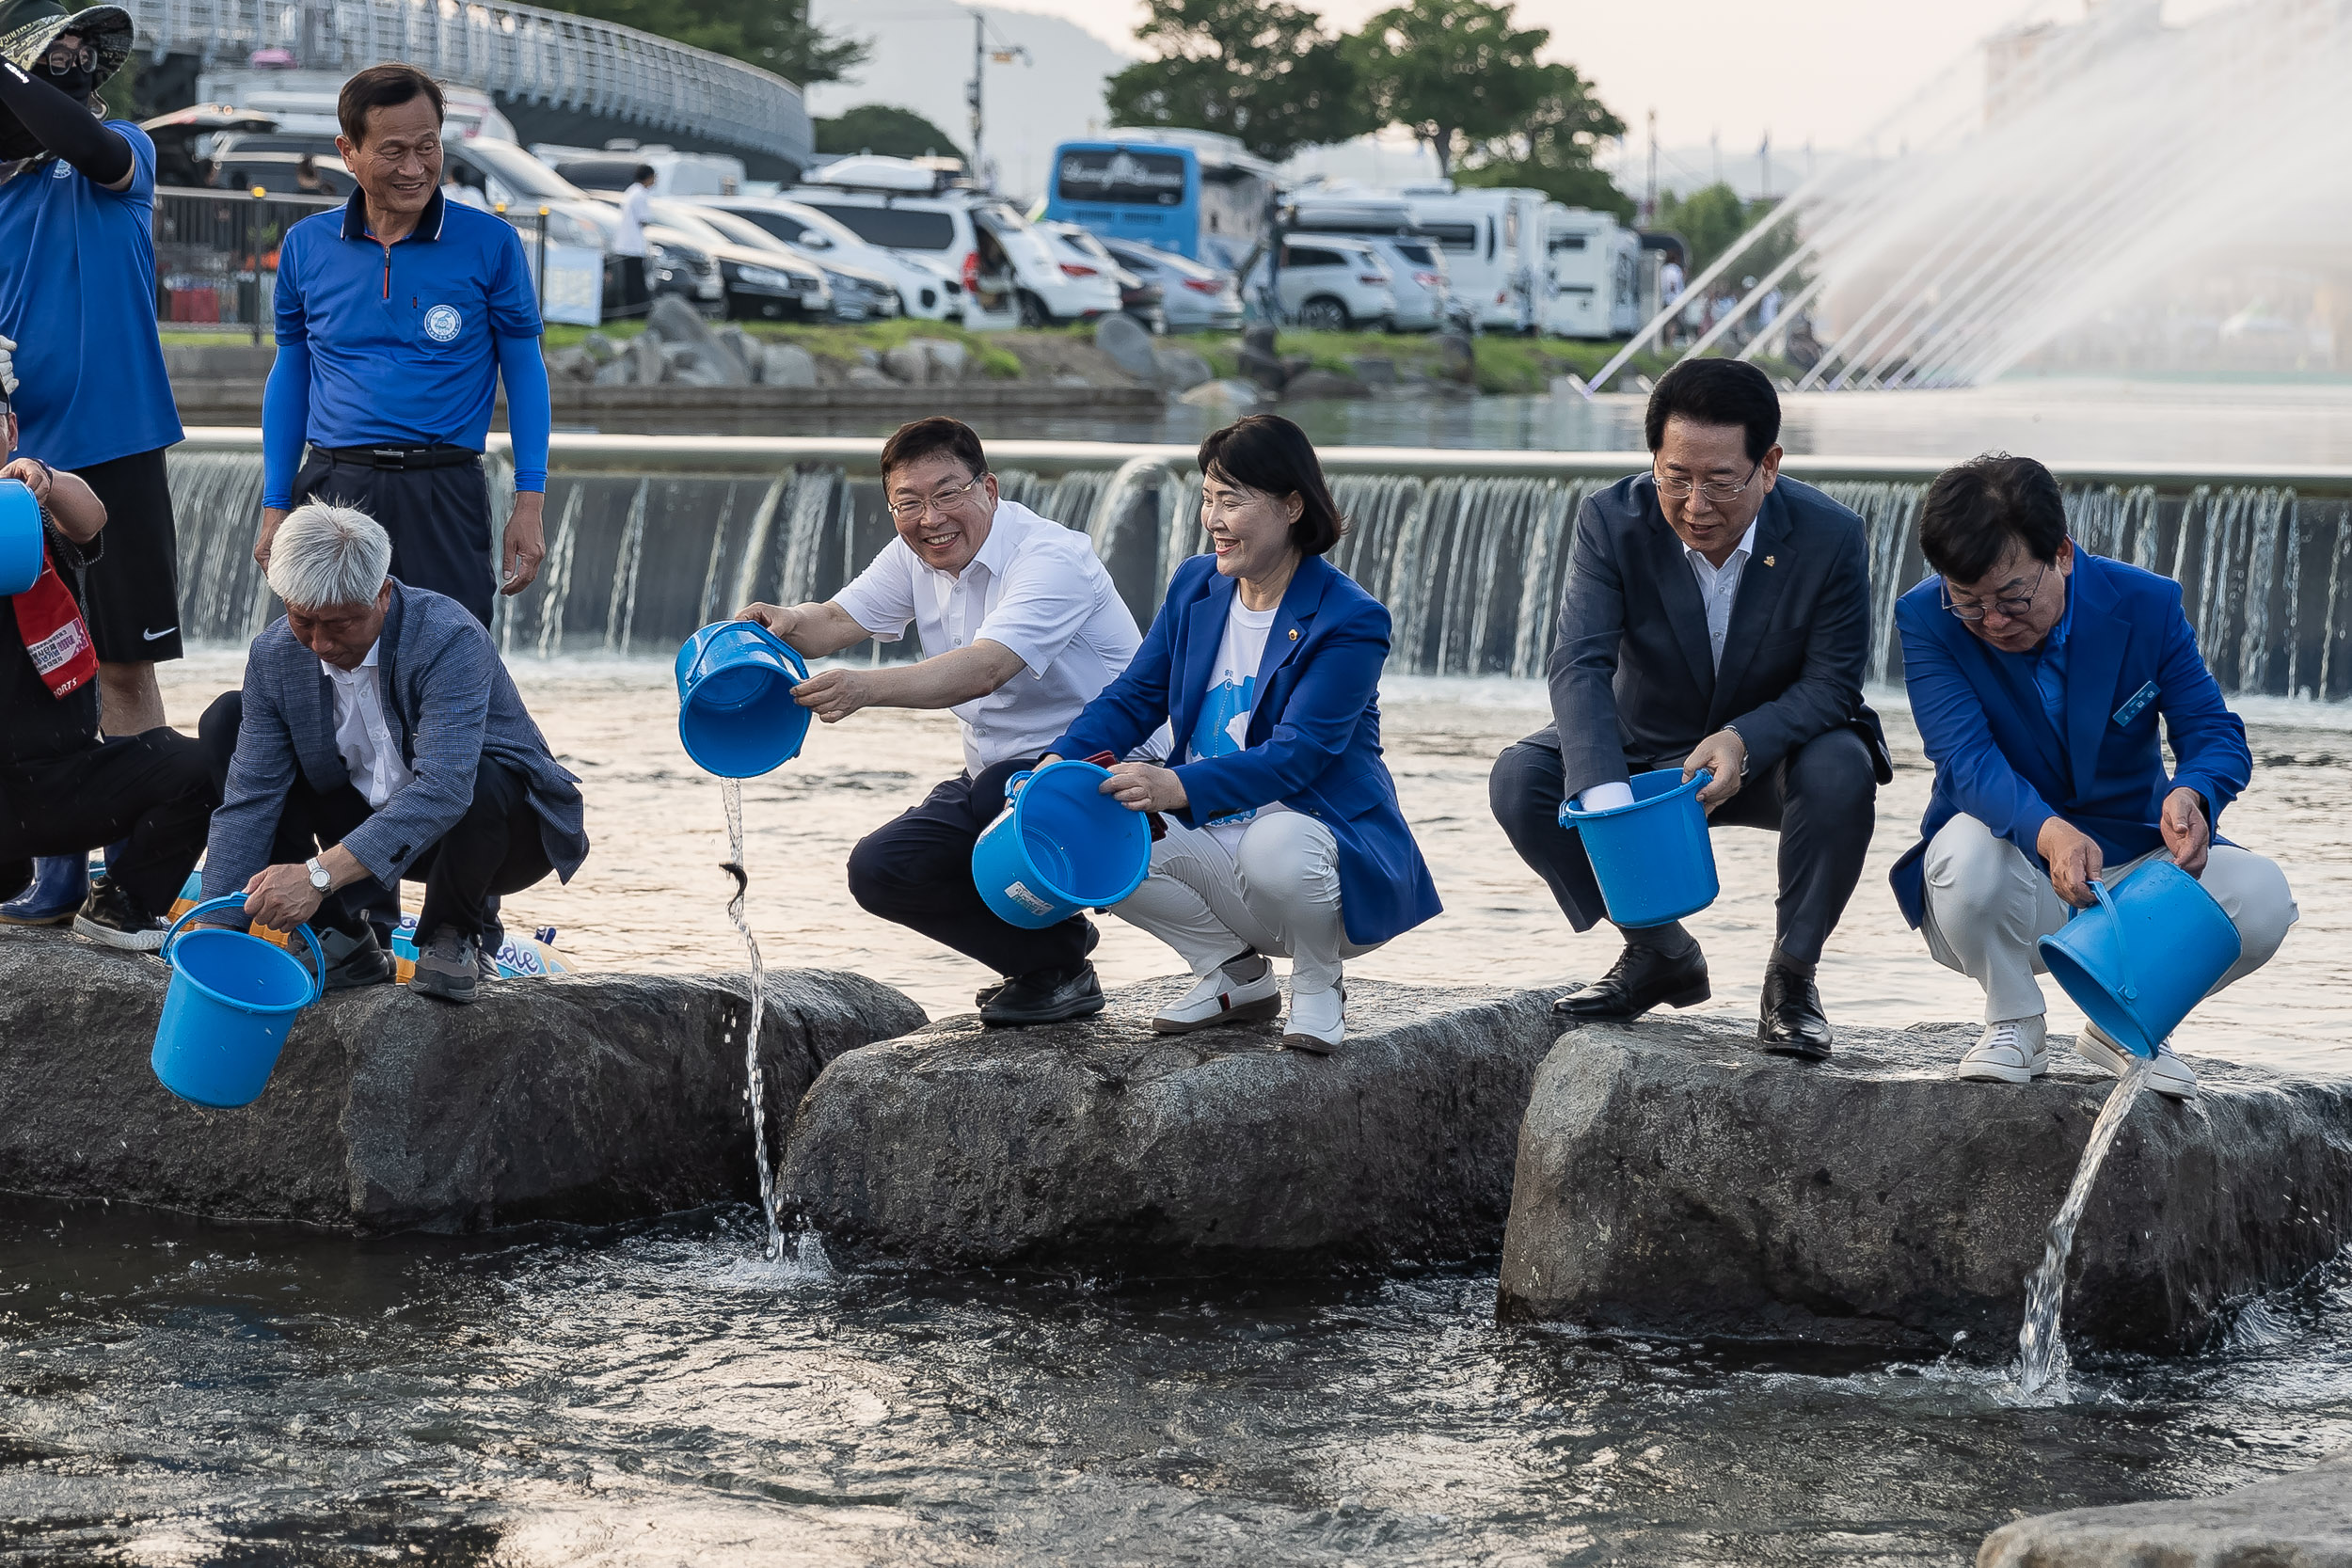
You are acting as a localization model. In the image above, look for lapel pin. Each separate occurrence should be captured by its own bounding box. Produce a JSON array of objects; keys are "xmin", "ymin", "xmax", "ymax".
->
[
  {"xmin": 1288, "ymin": 628, "xmax": 1299, "ymax": 640},
  {"xmin": 1763, "ymin": 555, "xmax": 1776, "ymax": 567}
]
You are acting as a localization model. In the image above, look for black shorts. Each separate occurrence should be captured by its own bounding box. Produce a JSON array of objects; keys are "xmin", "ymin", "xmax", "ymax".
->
[{"xmin": 76, "ymin": 447, "xmax": 183, "ymax": 664}]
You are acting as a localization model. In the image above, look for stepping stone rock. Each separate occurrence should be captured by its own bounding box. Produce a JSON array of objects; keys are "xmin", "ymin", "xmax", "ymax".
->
[
  {"xmin": 1498, "ymin": 1014, "xmax": 2352, "ymax": 1354},
  {"xmin": 0, "ymin": 930, "xmax": 925, "ymax": 1234},
  {"xmin": 1979, "ymin": 1450, "xmax": 2352, "ymax": 1567},
  {"xmin": 1093, "ymin": 312, "xmax": 1159, "ymax": 380},
  {"xmin": 781, "ymin": 978, "xmax": 1560, "ymax": 1273}
]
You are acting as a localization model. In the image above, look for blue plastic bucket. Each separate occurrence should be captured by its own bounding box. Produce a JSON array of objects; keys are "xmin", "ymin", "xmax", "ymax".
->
[
  {"xmin": 0, "ymin": 478, "xmax": 40, "ymax": 596},
  {"xmin": 972, "ymin": 759, "xmax": 1152, "ymax": 928},
  {"xmin": 1557, "ymin": 767, "xmax": 1721, "ymax": 928},
  {"xmin": 151, "ymin": 896, "xmax": 326, "ymax": 1108},
  {"xmin": 675, "ymin": 621, "xmax": 811, "ymax": 779},
  {"xmin": 2037, "ymin": 861, "xmax": 2240, "ymax": 1058}
]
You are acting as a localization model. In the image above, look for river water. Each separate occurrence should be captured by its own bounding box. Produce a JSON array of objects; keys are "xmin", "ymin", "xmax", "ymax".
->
[{"xmin": 5, "ymin": 642, "xmax": 2338, "ymax": 1565}]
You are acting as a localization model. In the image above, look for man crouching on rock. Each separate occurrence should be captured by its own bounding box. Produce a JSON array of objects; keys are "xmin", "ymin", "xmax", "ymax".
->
[
  {"xmin": 0, "ymin": 337, "xmax": 216, "ymax": 949},
  {"xmin": 196, "ymin": 504, "xmax": 589, "ymax": 1002},
  {"xmin": 738, "ymin": 416, "xmax": 1141, "ymax": 1026},
  {"xmin": 1893, "ymin": 454, "xmax": 2296, "ymax": 1099}
]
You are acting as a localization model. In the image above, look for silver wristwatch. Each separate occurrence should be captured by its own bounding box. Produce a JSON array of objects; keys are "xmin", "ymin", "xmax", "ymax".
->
[{"xmin": 305, "ymin": 856, "xmax": 331, "ymax": 893}]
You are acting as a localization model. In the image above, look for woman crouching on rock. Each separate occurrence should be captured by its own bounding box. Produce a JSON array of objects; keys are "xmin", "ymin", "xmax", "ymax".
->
[{"xmin": 1037, "ymin": 415, "xmax": 1439, "ymax": 1052}]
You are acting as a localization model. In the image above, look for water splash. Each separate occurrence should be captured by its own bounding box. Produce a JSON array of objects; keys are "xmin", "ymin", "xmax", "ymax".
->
[
  {"xmin": 719, "ymin": 778, "xmax": 783, "ymax": 1262},
  {"xmin": 2014, "ymin": 1057, "xmax": 2152, "ymax": 1401}
]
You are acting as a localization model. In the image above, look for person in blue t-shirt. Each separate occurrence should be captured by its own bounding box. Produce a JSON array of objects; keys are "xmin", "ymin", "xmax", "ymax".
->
[
  {"xmin": 252, "ymin": 62, "xmax": 551, "ymax": 632},
  {"xmin": 0, "ymin": 6, "xmax": 190, "ymax": 926}
]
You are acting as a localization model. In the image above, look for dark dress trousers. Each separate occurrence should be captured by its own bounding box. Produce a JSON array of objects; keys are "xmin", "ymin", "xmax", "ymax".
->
[{"xmin": 1489, "ymin": 472, "xmax": 1892, "ymax": 963}]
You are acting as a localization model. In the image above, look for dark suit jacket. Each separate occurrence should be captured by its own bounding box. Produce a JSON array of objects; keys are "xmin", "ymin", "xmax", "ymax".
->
[
  {"xmin": 1888, "ymin": 549, "xmax": 2249, "ymax": 927},
  {"xmin": 1522, "ymin": 472, "xmax": 1890, "ymax": 792}
]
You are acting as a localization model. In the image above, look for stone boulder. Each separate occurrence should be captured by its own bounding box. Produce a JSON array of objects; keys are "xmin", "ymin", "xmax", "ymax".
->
[
  {"xmin": 0, "ymin": 929, "xmax": 925, "ymax": 1234},
  {"xmin": 1280, "ymin": 368, "xmax": 1370, "ymax": 402},
  {"xmin": 916, "ymin": 336, "xmax": 969, "ymax": 382},
  {"xmin": 1152, "ymin": 346, "xmax": 1215, "ymax": 392},
  {"xmin": 781, "ymin": 978, "xmax": 1561, "ymax": 1274},
  {"xmin": 1237, "ymin": 324, "xmax": 1287, "ymax": 391},
  {"xmin": 757, "ymin": 342, "xmax": 818, "ymax": 388},
  {"xmin": 1498, "ymin": 1015, "xmax": 2352, "ymax": 1354},
  {"xmin": 1979, "ymin": 1450, "xmax": 2352, "ymax": 1566},
  {"xmin": 644, "ymin": 295, "xmax": 748, "ymax": 385},
  {"xmin": 1094, "ymin": 312, "xmax": 1160, "ymax": 380},
  {"xmin": 1435, "ymin": 330, "xmax": 1476, "ymax": 384},
  {"xmin": 879, "ymin": 342, "xmax": 930, "ymax": 384}
]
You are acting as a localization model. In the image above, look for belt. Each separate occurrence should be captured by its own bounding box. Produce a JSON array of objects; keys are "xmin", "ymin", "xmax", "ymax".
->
[{"xmin": 319, "ymin": 444, "xmax": 481, "ymax": 471}]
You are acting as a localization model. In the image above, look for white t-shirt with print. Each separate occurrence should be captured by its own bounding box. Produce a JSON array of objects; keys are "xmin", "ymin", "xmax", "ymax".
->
[{"xmin": 1186, "ymin": 600, "xmax": 1292, "ymax": 854}]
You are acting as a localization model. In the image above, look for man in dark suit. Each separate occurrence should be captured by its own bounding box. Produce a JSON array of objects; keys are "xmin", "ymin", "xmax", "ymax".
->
[{"xmin": 1489, "ymin": 358, "xmax": 1889, "ymax": 1056}]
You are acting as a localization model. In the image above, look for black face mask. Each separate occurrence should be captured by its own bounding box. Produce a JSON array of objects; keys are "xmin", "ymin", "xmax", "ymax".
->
[{"xmin": 35, "ymin": 65, "xmax": 96, "ymax": 102}]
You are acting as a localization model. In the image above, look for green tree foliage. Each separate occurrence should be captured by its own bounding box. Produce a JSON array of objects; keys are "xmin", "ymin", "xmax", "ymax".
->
[
  {"xmin": 1102, "ymin": 0, "xmax": 1373, "ymax": 164},
  {"xmin": 1347, "ymin": 0, "xmax": 1550, "ymax": 179},
  {"xmin": 544, "ymin": 0, "xmax": 866, "ymax": 86},
  {"xmin": 1453, "ymin": 60, "xmax": 1629, "ymax": 217},
  {"xmin": 1653, "ymin": 182, "xmax": 1801, "ymax": 280},
  {"xmin": 816, "ymin": 104, "xmax": 960, "ymax": 159}
]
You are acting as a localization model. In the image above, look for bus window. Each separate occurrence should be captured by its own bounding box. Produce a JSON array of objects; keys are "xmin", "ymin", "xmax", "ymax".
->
[{"xmin": 1056, "ymin": 148, "xmax": 1188, "ymax": 206}]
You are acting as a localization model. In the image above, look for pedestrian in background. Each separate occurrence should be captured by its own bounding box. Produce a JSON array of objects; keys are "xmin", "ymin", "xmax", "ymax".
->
[
  {"xmin": 255, "ymin": 61, "xmax": 550, "ymax": 629},
  {"xmin": 612, "ymin": 163, "xmax": 655, "ymax": 319},
  {"xmin": 0, "ymin": 6, "xmax": 189, "ymax": 926}
]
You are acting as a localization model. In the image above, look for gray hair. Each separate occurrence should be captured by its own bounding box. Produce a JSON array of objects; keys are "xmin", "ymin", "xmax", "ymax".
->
[{"xmin": 266, "ymin": 502, "xmax": 392, "ymax": 610}]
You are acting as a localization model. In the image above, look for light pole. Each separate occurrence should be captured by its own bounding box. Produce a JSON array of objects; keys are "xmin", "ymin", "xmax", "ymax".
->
[{"xmin": 967, "ymin": 9, "xmax": 1029, "ymax": 191}]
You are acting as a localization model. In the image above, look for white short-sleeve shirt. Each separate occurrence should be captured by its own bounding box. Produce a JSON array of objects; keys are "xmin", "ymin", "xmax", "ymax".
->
[{"xmin": 831, "ymin": 498, "xmax": 1141, "ymax": 774}]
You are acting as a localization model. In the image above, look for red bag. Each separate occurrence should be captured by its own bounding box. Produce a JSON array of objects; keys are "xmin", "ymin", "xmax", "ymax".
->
[{"xmin": 10, "ymin": 540, "xmax": 96, "ymax": 699}]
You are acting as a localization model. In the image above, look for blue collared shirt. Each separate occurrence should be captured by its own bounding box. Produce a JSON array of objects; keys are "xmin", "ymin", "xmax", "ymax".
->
[
  {"xmin": 2005, "ymin": 575, "xmax": 2073, "ymax": 739},
  {"xmin": 273, "ymin": 187, "xmax": 542, "ymax": 453}
]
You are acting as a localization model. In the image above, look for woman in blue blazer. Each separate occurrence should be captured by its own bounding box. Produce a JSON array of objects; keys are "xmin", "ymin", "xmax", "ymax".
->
[{"xmin": 1041, "ymin": 416, "xmax": 1440, "ymax": 1052}]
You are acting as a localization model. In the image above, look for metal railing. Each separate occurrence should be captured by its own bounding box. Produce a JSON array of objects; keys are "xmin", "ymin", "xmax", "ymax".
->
[{"xmin": 127, "ymin": 0, "xmax": 809, "ymax": 163}]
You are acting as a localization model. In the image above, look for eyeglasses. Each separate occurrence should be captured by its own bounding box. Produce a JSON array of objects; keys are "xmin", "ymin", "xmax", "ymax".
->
[
  {"xmin": 1654, "ymin": 461, "xmax": 1761, "ymax": 505},
  {"xmin": 40, "ymin": 45, "xmax": 97, "ymax": 74},
  {"xmin": 1941, "ymin": 561, "xmax": 2051, "ymax": 622},
  {"xmin": 885, "ymin": 475, "xmax": 986, "ymax": 523}
]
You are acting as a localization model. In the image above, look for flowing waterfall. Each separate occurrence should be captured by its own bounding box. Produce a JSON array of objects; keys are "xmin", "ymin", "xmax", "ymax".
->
[{"xmin": 163, "ymin": 451, "xmax": 2352, "ymax": 697}]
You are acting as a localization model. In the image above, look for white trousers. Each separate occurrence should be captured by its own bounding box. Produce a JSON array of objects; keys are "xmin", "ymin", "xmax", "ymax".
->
[
  {"xmin": 1919, "ymin": 813, "xmax": 2297, "ymax": 1024},
  {"xmin": 1111, "ymin": 812, "xmax": 1378, "ymax": 994}
]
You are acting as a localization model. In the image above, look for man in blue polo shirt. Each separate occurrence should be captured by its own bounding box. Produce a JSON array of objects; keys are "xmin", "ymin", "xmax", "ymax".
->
[{"xmin": 253, "ymin": 62, "xmax": 551, "ymax": 627}]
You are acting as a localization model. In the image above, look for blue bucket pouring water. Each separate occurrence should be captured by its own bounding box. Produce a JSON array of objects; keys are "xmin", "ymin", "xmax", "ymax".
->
[
  {"xmin": 1557, "ymin": 767, "xmax": 1720, "ymax": 928},
  {"xmin": 0, "ymin": 477, "xmax": 42, "ymax": 597},
  {"xmin": 675, "ymin": 621, "xmax": 812, "ymax": 779},
  {"xmin": 972, "ymin": 759, "xmax": 1152, "ymax": 928},
  {"xmin": 151, "ymin": 896, "xmax": 326, "ymax": 1108},
  {"xmin": 2037, "ymin": 861, "xmax": 2240, "ymax": 1059}
]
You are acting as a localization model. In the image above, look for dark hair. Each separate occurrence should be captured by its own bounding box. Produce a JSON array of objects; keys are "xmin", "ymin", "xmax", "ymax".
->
[
  {"xmin": 880, "ymin": 416, "xmax": 987, "ymax": 484},
  {"xmin": 1196, "ymin": 415, "xmax": 1344, "ymax": 556},
  {"xmin": 338, "ymin": 64, "xmax": 446, "ymax": 148},
  {"xmin": 634, "ymin": 164, "xmax": 658, "ymax": 184},
  {"xmin": 1918, "ymin": 453, "xmax": 2068, "ymax": 584},
  {"xmin": 1644, "ymin": 357, "xmax": 1781, "ymax": 464}
]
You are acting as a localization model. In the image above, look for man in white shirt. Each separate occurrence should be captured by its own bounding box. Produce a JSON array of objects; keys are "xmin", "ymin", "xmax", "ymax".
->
[
  {"xmin": 739, "ymin": 417, "xmax": 1140, "ymax": 1026},
  {"xmin": 612, "ymin": 164, "xmax": 655, "ymax": 319}
]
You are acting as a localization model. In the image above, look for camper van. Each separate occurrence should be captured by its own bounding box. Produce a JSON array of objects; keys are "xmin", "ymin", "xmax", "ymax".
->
[
  {"xmin": 1540, "ymin": 204, "xmax": 1645, "ymax": 340},
  {"xmin": 1395, "ymin": 183, "xmax": 1548, "ymax": 332}
]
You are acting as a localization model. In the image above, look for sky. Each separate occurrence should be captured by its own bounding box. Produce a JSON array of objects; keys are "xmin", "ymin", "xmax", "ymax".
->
[{"xmin": 974, "ymin": 1, "xmax": 2233, "ymax": 155}]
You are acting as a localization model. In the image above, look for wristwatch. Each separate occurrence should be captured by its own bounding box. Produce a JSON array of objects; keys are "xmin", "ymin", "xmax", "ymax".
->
[{"xmin": 305, "ymin": 856, "xmax": 331, "ymax": 893}]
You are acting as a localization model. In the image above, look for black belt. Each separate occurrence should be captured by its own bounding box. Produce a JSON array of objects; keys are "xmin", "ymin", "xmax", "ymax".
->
[{"xmin": 319, "ymin": 444, "xmax": 481, "ymax": 471}]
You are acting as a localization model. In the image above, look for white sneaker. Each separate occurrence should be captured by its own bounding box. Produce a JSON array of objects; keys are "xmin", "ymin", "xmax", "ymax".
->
[
  {"xmin": 1152, "ymin": 958, "xmax": 1282, "ymax": 1034},
  {"xmin": 1282, "ymin": 983, "xmax": 1345, "ymax": 1055},
  {"xmin": 1956, "ymin": 1016, "xmax": 2048, "ymax": 1084},
  {"xmin": 2074, "ymin": 1022, "xmax": 2200, "ymax": 1101}
]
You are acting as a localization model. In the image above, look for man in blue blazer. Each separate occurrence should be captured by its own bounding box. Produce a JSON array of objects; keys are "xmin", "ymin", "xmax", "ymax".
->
[
  {"xmin": 1491, "ymin": 359, "xmax": 1889, "ymax": 1057},
  {"xmin": 198, "ymin": 503, "xmax": 589, "ymax": 1004},
  {"xmin": 1894, "ymin": 454, "xmax": 2295, "ymax": 1099}
]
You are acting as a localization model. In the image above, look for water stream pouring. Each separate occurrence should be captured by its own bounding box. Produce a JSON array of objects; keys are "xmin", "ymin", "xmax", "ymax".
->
[
  {"xmin": 972, "ymin": 760, "xmax": 1152, "ymax": 929},
  {"xmin": 151, "ymin": 896, "xmax": 326, "ymax": 1108},
  {"xmin": 2015, "ymin": 1059, "xmax": 2153, "ymax": 1400},
  {"xmin": 719, "ymin": 779, "xmax": 785, "ymax": 1261},
  {"xmin": 1558, "ymin": 768, "xmax": 1720, "ymax": 927},
  {"xmin": 2038, "ymin": 864, "xmax": 2241, "ymax": 1058},
  {"xmin": 0, "ymin": 477, "xmax": 42, "ymax": 596},
  {"xmin": 675, "ymin": 621, "xmax": 812, "ymax": 779}
]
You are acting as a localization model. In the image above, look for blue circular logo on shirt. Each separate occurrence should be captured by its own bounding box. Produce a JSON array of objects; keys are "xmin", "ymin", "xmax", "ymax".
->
[
  {"xmin": 48, "ymin": 159, "xmax": 70, "ymax": 180},
  {"xmin": 422, "ymin": 304, "xmax": 463, "ymax": 342}
]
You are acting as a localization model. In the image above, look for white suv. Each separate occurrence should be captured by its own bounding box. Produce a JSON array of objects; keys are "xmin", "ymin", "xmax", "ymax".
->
[{"xmin": 1260, "ymin": 238, "xmax": 1397, "ymax": 332}]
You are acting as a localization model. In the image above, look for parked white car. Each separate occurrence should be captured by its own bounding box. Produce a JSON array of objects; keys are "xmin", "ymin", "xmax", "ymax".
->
[
  {"xmin": 695, "ymin": 194, "xmax": 963, "ymax": 321},
  {"xmin": 1257, "ymin": 238, "xmax": 1396, "ymax": 332},
  {"xmin": 1287, "ymin": 195, "xmax": 1453, "ymax": 332}
]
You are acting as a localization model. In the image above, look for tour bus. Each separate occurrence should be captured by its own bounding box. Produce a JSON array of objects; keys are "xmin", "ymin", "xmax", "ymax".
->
[
  {"xmin": 1041, "ymin": 128, "xmax": 1279, "ymax": 275},
  {"xmin": 1395, "ymin": 183, "xmax": 1549, "ymax": 333},
  {"xmin": 1540, "ymin": 203, "xmax": 1645, "ymax": 340}
]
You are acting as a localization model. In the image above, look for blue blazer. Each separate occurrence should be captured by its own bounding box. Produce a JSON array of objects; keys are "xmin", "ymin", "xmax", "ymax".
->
[
  {"xmin": 1889, "ymin": 549, "xmax": 2249, "ymax": 927},
  {"xmin": 1047, "ymin": 552, "xmax": 1441, "ymax": 947}
]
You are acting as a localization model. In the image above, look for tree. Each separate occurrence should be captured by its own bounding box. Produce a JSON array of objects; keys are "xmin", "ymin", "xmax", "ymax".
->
[
  {"xmin": 1653, "ymin": 182, "xmax": 1800, "ymax": 276},
  {"xmin": 1454, "ymin": 61, "xmax": 1629, "ymax": 218},
  {"xmin": 546, "ymin": 0, "xmax": 867, "ymax": 87},
  {"xmin": 816, "ymin": 104, "xmax": 960, "ymax": 160},
  {"xmin": 1347, "ymin": 0, "xmax": 1551, "ymax": 179},
  {"xmin": 1103, "ymin": 0, "xmax": 1373, "ymax": 164}
]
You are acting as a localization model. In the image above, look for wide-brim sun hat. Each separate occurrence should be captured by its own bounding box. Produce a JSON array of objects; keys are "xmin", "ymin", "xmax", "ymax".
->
[{"xmin": 0, "ymin": 6, "xmax": 134, "ymax": 93}]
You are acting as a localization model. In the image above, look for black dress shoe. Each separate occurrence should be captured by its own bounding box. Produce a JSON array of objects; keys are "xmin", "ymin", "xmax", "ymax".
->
[
  {"xmin": 1552, "ymin": 942, "xmax": 1709, "ymax": 1022},
  {"xmin": 979, "ymin": 961, "xmax": 1106, "ymax": 1028},
  {"xmin": 1758, "ymin": 961, "xmax": 1832, "ymax": 1059},
  {"xmin": 976, "ymin": 920, "xmax": 1101, "ymax": 1009}
]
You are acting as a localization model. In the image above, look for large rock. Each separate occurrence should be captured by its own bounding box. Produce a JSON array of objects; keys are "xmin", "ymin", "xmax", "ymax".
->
[
  {"xmin": 781, "ymin": 978, "xmax": 1559, "ymax": 1273},
  {"xmin": 1979, "ymin": 1451, "xmax": 2352, "ymax": 1566},
  {"xmin": 1094, "ymin": 311, "xmax": 1159, "ymax": 380},
  {"xmin": 1499, "ymin": 1015, "xmax": 2352, "ymax": 1354},
  {"xmin": 644, "ymin": 295, "xmax": 748, "ymax": 385},
  {"xmin": 1152, "ymin": 345, "xmax": 1214, "ymax": 392},
  {"xmin": 0, "ymin": 929, "xmax": 925, "ymax": 1234},
  {"xmin": 1279, "ymin": 368, "xmax": 1370, "ymax": 402},
  {"xmin": 756, "ymin": 342, "xmax": 818, "ymax": 388}
]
